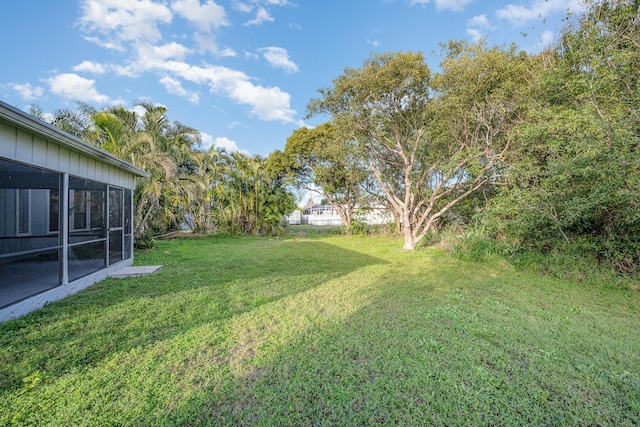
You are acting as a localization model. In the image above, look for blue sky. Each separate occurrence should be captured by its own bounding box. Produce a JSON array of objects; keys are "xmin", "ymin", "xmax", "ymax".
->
[{"xmin": 0, "ymin": 0, "xmax": 584, "ymax": 156}]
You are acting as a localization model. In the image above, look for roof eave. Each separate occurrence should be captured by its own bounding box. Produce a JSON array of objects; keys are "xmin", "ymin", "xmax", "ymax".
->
[{"xmin": 0, "ymin": 101, "xmax": 151, "ymax": 178}]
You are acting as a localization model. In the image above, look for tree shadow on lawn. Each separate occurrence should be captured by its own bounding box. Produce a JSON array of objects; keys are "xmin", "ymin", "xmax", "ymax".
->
[
  {"xmin": 163, "ymin": 263, "xmax": 640, "ymax": 426},
  {"xmin": 0, "ymin": 239, "xmax": 387, "ymax": 394}
]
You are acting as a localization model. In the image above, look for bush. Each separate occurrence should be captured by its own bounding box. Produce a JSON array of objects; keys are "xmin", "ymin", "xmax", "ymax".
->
[{"xmin": 348, "ymin": 216, "xmax": 370, "ymax": 236}]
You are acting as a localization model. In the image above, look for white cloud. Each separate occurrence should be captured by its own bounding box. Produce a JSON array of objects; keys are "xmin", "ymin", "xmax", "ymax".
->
[
  {"xmin": 79, "ymin": 0, "xmax": 173, "ymax": 45},
  {"xmin": 214, "ymin": 136, "xmax": 239, "ymax": 151},
  {"xmin": 260, "ymin": 47, "xmax": 299, "ymax": 73},
  {"xmin": 131, "ymin": 104, "xmax": 148, "ymax": 118},
  {"xmin": 128, "ymin": 42, "xmax": 193, "ymax": 74},
  {"xmin": 159, "ymin": 75, "xmax": 200, "ymax": 104},
  {"xmin": 10, "ymin": 83, "xmax": 45, "ymax": 100},
  {"xmin": 466, "ymin": 14, "xmax": 495, "ymax": 42},
  {"xmin": 151, "ymin": 61, "xmax": 297, "ymax": 122},
  {"xmin": 82, "ymin": 36, "xmax": 126, "ymax": 51},
  {"xmin": 199, "ymin": 132, "xmax": 216, "ymax": 150},
  {"xmin": 497, "ymin": 0, "xmax": 585, "ymax": 26},
  {"xmin": 200, "ymin": 133, "xmax": 249, "ymax": 154},
  {"xmin": 192, "ymin": 33, "xmax": 237, "ymax": 57},
  {"xmin": 193, "ymin": 33, "xmax": 219, "ymax": 53},
  {"xmin": 46, "ymin": 73, "xmax": 116, "ymax": 105},
  {"xmin": 525, "ymin": 30, "xmax": 557, "ymax": 53},
  {"xmin": 144, "ymin": 42, "xmax": 192, "ymax": 62},
  {"xmin": 234, "ymin": 2, "xmax": 253, "ymax": 13},
  {"xmin": 110, "ymin": 63, "xmax": 137, "ymax": 78},
  {"xmin": 76, "ymin": 0, "xmax": 298, "ymax": 123},
  {"xmin": 171, "ymin": 0, "xmax": 228, "ymax": 32},
  {"xmin": 466, "ymin": 28, "xmax": 483, "ymax": 43},
  {"xmin": 539, "ymin": 30, "xmax": 556, "ymax": 48},
  {"xmin": 105, "ymin": 41, "xmax": 194, "ymax": 77},
  {"xmin": 244, "ymin": 7, "xmax": 274, "ymax": 26},
  {"xmin": 228, "ymin": 79, "xmax": 295, "ymax": 121},
  {"xmin": 73, "ymin": 60, "xmax": 107, "ymax": 74},
  {"xmin": 367, "ymin": 39, "xmax": 380, "ymax": 47},
  {"xmin": 468, "ymin": 14, "xmax": 494, "ymax": 29},
  {"xmin": 408, "ymin": 0, "xmax": 474, "ymax": 12},
  {"xmin": 217, "ymin": 47, "xmax": 238, "ymax": 57}
]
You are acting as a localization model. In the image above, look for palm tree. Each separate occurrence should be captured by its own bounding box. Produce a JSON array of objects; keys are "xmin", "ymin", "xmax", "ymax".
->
[
  {"xmin": 92, "ymin": 103, "xmax": 202, "ymax": 245},
  {"xmin": 208, "ymin": 151, "xmax": 295, "ymax": 235}
]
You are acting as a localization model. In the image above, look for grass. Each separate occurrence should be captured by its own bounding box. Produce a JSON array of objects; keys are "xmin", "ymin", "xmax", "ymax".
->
[{"xmin": 1, "ymin": 234, "xmax": 639, "ymax": 426}]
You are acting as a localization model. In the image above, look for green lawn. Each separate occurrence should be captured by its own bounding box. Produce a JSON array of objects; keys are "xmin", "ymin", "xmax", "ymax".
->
[{"xmin": 1, "ymin": 235, "xmax": 639, "ymax": 426}]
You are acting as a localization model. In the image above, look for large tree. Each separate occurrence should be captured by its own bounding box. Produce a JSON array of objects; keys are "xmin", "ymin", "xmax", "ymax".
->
[{"xmin": 308, "ymin": 49, "xmax": 527, "ymax": 249}]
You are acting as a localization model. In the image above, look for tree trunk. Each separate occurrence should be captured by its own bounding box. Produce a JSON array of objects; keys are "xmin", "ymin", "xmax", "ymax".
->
[
  {"xmin": 402, "ymin": 210, "xmax": 416, "ymax": 250},
  {"xmin": 403, "ymin": 228, "xmax": 416, "ymax": 250}
]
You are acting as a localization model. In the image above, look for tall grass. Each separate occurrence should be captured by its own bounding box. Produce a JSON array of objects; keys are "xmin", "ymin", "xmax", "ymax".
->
[{"xmin": 435, "ymin": 226, "xmax": 638, "ymax": 290}]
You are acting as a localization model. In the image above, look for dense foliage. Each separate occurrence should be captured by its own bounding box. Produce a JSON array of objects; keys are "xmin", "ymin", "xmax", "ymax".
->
[
  {"xmin": 306, "ymin": 46, "xmax": 530, "ymax": 250},
  {"xmin": 485, "ymin": 0, "xmax": 640, "ymax": 274}
]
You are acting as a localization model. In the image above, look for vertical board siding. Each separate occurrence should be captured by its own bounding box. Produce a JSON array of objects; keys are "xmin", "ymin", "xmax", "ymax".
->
[
  {"xmin": 46, "ymin": 142, "xmax": 59, "ymax": 170},
  {"xmin": 15, "ymin": 129, "xmax": 32, "ymax": 164},
  {"xmin": 32, "ymin": 135, "xmax": 48, "ymax": 167},
  {"xmin": 0, "ymin": 122, "xmax": 16, "ymax": 159},
  {"xmin": 98, "ymin": 161, "xmax": 106, "ymax": 182},
  {"xmin": 58, "ymin": 145, "xmax": 70, "ymax": 172},
  {"xmin": 78, "ymin": 154, "xmax": 88, "ymax": 178},
  {"xmin": 87, "ymin": 158, "xmax": 97, "ymax": 181},
  {"xmin": 68, "ymin": 150, "xmax": 80, "ymax": 176},
  {"xmin": 1, "ymin": 110, "xmax": 142, "ymax": 320},
  {"xmin": 1, "ymin": 121, "xmax": 138, "ymax": 187}
]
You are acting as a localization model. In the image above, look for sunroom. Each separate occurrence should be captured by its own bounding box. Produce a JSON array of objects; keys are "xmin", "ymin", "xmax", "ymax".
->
[{"xmin": 0, "ymin": 101, "xmax": 149, "ymax": 321}]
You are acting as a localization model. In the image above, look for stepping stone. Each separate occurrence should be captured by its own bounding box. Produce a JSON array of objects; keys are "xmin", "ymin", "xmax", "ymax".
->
[{"xmin": 110, "ymin": 265, "xmax": 162, "ymax": 278}]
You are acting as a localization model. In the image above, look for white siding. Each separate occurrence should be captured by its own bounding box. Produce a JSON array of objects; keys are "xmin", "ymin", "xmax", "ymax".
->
[
  {"xmin": 68, "ymin": 150, "xmax": 80, "ymax": 176},
  {"xmin": 15, "ymin": 129, "xmax": 33, "ymax": 164},
  {"xmin": 1, "ymin": 120, "xmax": 136, "ymax": 189},
  {"xmin": 46, "ymin": 139, "xmax": 59, "ymax": 170},
  {"xmin": 32, "ymin": 135, "xmax": 47, "ymax": 166},
  {"xmin": 0, "ymin": 122, "xmax": 15, "ymax": 158}
]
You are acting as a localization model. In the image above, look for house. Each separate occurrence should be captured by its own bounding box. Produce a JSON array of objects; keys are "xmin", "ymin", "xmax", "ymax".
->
[
  {"xmin": 286, "ymin": 209, "xmax": 301, "ymax": 225},
  {"xmin": 0, "ymin": 101, "xmax": 149, "ymax": 321},
  {"xmin": 296, "ymin": 204, "xmax": 394, "ymax": 226},
  {"xmin": 302, "ymin": 204, "xmax": 343, "ymax": 226}
]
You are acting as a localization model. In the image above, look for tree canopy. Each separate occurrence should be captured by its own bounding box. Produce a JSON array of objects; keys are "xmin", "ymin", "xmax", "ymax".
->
[
  {"xmin": 307, "ymin": 47, "xmax": 530, "ymax": 249},
  {"xmin": 276, "ymin": 122, "xmax": 372, "ymax": 229}
]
